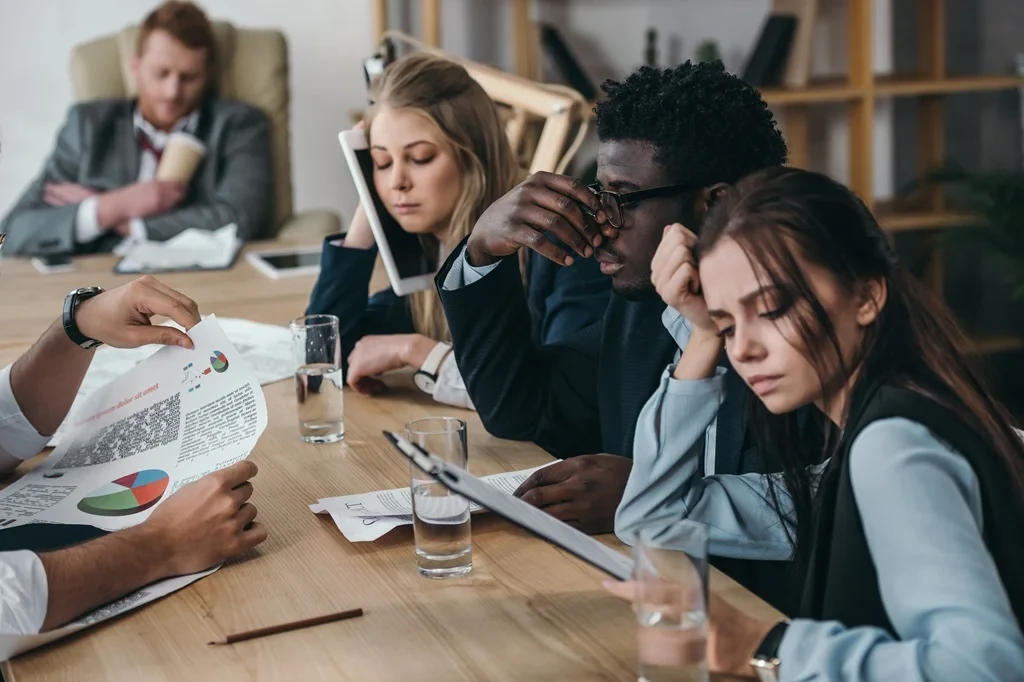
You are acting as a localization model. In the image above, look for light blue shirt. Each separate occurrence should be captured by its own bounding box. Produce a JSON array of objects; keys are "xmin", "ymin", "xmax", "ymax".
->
[{"xmin": 617, "ymin": 308, "xmax": 1024, "ymax": 681}]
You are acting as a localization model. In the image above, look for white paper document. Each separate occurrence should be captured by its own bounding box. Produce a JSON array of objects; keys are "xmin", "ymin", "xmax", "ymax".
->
[
  {"xmin": 310, "ymin": 465, "xmax": 552, "ymax": 542},
  {"xmin": 0, "ymin": 568, "xmax": 217, "ymax": 661},
  {"xmin": 47, "ymin": 317, "xmax": 291, "ymax": 447},
  {"xmin": 0, "ymin": 316, "xmax": 268, "ymax": 659},
  {"xmin": 2, "ymin": 315, "xmax": 268, "ymax": 532}
]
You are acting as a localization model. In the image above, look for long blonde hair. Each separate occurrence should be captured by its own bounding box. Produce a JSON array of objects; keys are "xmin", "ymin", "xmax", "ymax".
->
[{"xmin": 366, "ymin": 53, "xmax": 522, "ymax": 342}]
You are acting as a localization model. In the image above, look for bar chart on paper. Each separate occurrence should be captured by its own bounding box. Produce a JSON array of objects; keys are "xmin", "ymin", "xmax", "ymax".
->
[{"xmin": 77, "ymin": 470, "xmax": 170, "ymax": 517}]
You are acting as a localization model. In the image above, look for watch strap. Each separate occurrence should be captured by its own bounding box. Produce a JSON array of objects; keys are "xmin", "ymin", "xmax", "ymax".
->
[
  {"xmin": 418, "ymin": 342, "xmax": 452, "ymax": 379},
  {"xmin": 756, "ymin": 621, "xmax": 788, "ymax": 659},
  {"xmin": 750, "ymin": 621, "xmax": 788, "ymax": 681},
  {"xmin": 62, "ymin": 287, "xmax": 105, "ymax": 350}
]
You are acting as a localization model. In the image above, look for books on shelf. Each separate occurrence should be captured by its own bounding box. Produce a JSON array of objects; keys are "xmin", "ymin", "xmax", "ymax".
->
[{"xmin": 743, "ymin": 14, "xmax": 798, "ymax": 87}]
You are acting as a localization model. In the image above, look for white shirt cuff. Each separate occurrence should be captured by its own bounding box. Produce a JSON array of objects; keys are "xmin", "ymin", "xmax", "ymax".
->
[
  {"xmin": 74, "ymin": 197, "xmax": 101, "ymax": 244},
  {"xmin": 441, "ymin": 245, "xmax": 501, "ymax": 291},
  {"xmin": 431, "ymin": 353, "xmax": 475, "ymax": 410},
  {"xmin": 0, "ymin": 365, "xmax": 49, "ymax": 464},
  {"xmin": 0, "ymin": 551, "xmax": 48, "ymax": 635},
  {"xmin": 128, "ymin": 218, "xmax": 147, "ymax": 241}
]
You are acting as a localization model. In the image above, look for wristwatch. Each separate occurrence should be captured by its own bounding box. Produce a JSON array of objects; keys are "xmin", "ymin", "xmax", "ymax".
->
[
  {"xmin": 62, "ymin": 286, "xmax": 106, "ymax": 349},
  {"xmin": 413, "ymin": 342, "xmax": 452, "ymax": 393},
  {"xmin": 750, "ymin": 621, "xmax": 788, "ymax": 682}
]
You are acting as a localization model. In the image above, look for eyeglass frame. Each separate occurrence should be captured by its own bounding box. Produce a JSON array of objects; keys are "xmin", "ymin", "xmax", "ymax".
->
[{"xmin": 586, "ymin": 183, "xmax": 699, "ymax": 228}]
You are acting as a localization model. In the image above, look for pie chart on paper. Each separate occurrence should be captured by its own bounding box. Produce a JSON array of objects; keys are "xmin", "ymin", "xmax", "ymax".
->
[
  {"xmin": 210, "ymin": 351, "xmax": 229, "ymax": 373},
  {"xmin": 77, "ymin": 470, "xmax": 170, "ymax": 517}
]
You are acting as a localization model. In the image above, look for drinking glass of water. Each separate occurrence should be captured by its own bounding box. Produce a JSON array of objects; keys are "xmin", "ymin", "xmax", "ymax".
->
[
  {"xmin": 406, "ymin": 417, "xmax": 472, "ymax": 579},
  {"xmin": 290, "ymin": 314, "xmax": 344, "ymax": 444},
  {"xmin": 634, "ymin": 521, "xmax": 709, "ymax": 682}
]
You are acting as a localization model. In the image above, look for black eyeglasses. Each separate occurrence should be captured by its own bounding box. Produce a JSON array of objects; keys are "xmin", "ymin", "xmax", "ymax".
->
[{"xmin": 587, "ymin": 183, "xmax": 696, "ymax": 229}]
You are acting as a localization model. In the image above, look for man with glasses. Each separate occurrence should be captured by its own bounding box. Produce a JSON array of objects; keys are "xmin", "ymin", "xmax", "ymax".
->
[{"xmin": 435, "ymin": 61, "xmax": 788, "ymax": 534}]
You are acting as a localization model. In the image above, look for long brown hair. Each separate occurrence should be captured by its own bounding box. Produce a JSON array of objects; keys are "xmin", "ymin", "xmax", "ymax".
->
[
  {"xmin": 366, "ymin": 53, "xmax": 522, "ymax": 341},
  {"xmin": 695, "ymin": 166, "xmax": 1024, "ymax": 566}
]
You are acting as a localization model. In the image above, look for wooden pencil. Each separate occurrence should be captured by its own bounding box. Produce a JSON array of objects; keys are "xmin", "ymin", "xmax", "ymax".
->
[{"xmin": 210, "ymin": 607, "xmax": 364, "ymax": 645}]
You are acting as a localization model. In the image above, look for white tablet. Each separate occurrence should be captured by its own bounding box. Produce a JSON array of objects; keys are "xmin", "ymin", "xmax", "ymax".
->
[
  {"xmin": 246, "ymin": 246, "xmax": 323, "ymax": 279},
  {"xmin": 338, "ymin": 128, "xmax": 438, "ymax": 296}
]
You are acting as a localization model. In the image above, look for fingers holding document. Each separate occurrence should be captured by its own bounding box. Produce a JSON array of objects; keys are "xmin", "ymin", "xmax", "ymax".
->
[
  {"xmin": 144, "ymin": 461, "xmax": 267, "ymax": 577},
  {"xmin": 74, "ymin": 275, "xmax": 202, "ymax": 350}
]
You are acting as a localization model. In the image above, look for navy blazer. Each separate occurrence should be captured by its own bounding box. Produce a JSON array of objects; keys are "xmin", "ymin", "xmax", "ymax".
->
[{"xmin": 306, "ymin": 234, "xmax": 611, "ymax": 374}]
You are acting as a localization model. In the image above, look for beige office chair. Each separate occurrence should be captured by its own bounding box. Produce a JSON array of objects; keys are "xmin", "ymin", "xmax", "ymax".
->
[{"xmin": 69, "ymin": 21, "xmax": 340, "ymax": 242}]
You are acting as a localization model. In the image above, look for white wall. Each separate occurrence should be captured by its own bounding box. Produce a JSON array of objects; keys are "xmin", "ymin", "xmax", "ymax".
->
[
  {"xmin": 0, "ymin": 0, "xmax": 375, "ymax": 222},
  {"xmin": 0, "ymin": 0, "xmax": 896, "ymax": 223}
]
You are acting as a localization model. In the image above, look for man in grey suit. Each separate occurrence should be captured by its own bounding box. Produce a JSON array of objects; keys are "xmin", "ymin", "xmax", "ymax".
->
[{"xmin": 1, "ymin": 1, "xmax": 274, "ymax": 256}]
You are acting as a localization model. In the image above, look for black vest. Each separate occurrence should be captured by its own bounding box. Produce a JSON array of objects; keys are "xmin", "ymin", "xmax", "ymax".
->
[{"xmin": 799, "ymin": 382, "xmax": 1024, "ymax": 630}]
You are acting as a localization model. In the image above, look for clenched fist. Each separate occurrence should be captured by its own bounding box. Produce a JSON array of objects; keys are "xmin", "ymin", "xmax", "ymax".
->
[{"xmin": 651, "ymin": 223, "xmax": 714, "ymax": 333}]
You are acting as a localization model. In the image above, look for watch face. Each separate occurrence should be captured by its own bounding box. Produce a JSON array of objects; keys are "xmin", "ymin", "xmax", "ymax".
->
[{"xmin": 413, "ymin": 372, "xmax": 436, "ymax": 394}]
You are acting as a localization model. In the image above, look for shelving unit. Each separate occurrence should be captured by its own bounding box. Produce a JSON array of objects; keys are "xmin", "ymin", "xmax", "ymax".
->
[
  {"xmin": 769, "ymin": 2, "xmax": 1023, "ymax": 219},
  {"xmin": 373, "ymin": 0, "xmax": 1024, "ymax": 353},
  {"xmin": 744, "ymin": 0, "xmax": 1024, "ymax": 353},
  {"xmin": 761, "ymin": 81, "xmax": 863, "ymax": 105},
  {"xmin": 373, "ymin": 0, "xmax": 537, "ymax": 79},
  {"xmin": 876, "ymin": 74, "xmax": 1024, "ymax": 96}
]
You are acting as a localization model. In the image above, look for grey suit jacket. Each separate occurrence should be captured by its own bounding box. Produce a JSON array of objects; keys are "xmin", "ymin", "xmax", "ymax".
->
[{"xmin": 1, "ymin": 97, "xmax": 275, "ymax": 256}]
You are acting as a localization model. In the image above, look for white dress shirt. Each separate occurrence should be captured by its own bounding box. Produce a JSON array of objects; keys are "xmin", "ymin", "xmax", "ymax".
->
[
  {"xmin": 0, "ymin": 364, "xmax": 52, "ymax": 635},
  {"xmin": 75, "ymin": 108, "xmax": 199, "ymax": 254}
]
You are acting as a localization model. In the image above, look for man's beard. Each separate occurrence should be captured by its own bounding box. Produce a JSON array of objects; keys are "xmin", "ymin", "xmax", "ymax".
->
[{"xmin": 612, "ymin": 275, "xmax": 658, "ymax": 301}]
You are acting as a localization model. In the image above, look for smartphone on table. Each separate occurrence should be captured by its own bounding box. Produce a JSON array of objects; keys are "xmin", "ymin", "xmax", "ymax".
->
[{"xmin": 31, "ymin": 254, "xmax": 75, "ymax": 274}]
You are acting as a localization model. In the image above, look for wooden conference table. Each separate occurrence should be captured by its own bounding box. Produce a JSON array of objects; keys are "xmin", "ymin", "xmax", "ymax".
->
[{"xmin": 0, "ymin": 242, "xmax": 780, "ymax": 681}]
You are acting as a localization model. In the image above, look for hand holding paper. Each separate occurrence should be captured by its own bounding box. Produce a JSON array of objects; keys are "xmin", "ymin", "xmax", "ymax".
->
[
  {"xmin": 75, "ymin": 276, "xmax": 201, "ymax": 349},
  {"xmin": 0, "ymin": 316, "xmax": 270, "ymax": 659},
  {"xmin": 143, "ymin": 460, "xmax": 265, "ymax": 576}
]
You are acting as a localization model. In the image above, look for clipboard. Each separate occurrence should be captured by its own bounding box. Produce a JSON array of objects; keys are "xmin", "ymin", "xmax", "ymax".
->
[{"xmin": 382, "ymin": 431, "xmax": 634, "ymax": 581}]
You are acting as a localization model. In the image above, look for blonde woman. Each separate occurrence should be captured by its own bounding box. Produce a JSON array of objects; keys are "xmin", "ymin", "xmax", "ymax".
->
[{"xmin": 307, "ymin": 53, "xmax": 609, "ymax": 408}]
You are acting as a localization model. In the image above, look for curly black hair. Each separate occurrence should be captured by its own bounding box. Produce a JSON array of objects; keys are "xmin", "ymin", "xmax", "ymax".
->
[{"xmin": 595, "ymin": 61, "xmax": 787, "ymax": 186}]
